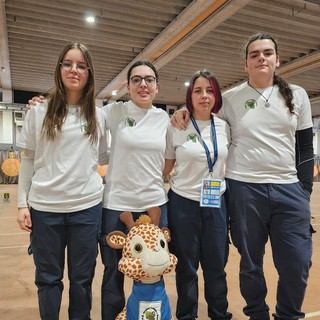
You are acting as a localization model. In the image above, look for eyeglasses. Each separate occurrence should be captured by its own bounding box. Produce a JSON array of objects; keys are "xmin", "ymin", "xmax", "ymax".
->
[
  {"xmin": 60, "ymin": 60, "xmax": 89, "ymax": 74},
  {"xmin": 130, "ymin": 75, "xmax": 157, "ymax": 86}
]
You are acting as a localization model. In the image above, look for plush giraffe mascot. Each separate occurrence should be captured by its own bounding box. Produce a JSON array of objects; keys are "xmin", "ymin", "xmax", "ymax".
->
[{"xmin": 107, "ymin": 209, "xmax": 178, "ymax": 320}]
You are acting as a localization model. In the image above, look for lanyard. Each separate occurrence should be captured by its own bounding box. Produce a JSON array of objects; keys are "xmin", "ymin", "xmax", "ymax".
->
[{"xmin": 190, "ymin": 115, "xmax": 218, "ymax": 175}]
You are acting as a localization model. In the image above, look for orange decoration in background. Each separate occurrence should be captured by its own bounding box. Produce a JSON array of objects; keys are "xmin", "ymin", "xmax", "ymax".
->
[{"xmin": 1, "ymin": 151, "xmax": 21, "ymax": 177}]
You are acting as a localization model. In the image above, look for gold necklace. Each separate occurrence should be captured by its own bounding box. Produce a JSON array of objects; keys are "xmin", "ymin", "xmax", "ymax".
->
[{"xmin": 247, "ymin": 81, "xmax": 274, "ymax": 108}]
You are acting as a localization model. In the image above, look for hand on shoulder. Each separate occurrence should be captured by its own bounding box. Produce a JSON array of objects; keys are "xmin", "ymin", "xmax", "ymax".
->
[
  {"xmin": 170, "ymin": 108, "xmax": 190, "ymax": 130},
  {"xmin": 26, "ymin": 95, "xmax": 45, "ymax": 112}
]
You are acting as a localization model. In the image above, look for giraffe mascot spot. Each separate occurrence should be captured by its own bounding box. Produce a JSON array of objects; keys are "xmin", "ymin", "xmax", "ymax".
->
[{"xmin": 106, "ymin": 209, "xmax": 178, "ymax": 320}]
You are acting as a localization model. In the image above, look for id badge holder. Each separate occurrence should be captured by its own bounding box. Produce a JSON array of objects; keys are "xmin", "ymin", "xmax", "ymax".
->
[{"xmin": 200, "ymin": 178, "xmax": 222, "ymax": 208}]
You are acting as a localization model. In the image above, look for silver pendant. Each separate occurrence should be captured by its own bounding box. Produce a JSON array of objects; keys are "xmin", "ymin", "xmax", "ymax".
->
[{"xmin": 265, "ymin": 102, "xmax": 270, "ymax": 108}]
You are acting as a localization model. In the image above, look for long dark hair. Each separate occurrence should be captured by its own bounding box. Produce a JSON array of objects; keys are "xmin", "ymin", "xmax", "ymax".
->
[
  {"xmin": 244, "ymin": 33, "xmax": 294, "ymax": 114},
  {"xmin": 42, "ymin": 43, "xmax": 98, "ymax": 143},
  {"xmin": 186, "ymin": 70, "xmax": 222, "ymax": 115}
]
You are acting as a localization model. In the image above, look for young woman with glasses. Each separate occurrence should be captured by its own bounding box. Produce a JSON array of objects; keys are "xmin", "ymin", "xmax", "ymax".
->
[
  {"xmin": 100, "ymin": 60, "xmax": 169, "ymax": 320},
  {"xmin": 17, "ymin": 43, "xmax": 108, "ymax": 319}
]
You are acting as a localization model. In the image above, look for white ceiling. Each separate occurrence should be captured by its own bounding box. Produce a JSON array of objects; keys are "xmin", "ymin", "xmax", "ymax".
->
[{"xmin": 1, "ymin": 0, "xmax": 320, "ymax": 116}]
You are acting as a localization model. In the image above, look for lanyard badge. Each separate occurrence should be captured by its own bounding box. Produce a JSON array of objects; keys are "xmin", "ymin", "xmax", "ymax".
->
[
  {"xmin": 200, "ymin": 178, "xmax": 222, "ymax": 208},
  {"xmin": 191, "ymin": 115, "xmax": 221, "ymax": 208}
]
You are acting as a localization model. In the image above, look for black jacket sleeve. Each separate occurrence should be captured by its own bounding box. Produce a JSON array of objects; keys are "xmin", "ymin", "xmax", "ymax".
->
[{"xmin": 295, "ymin": 127, "xmax": 314, "ymax": 194}]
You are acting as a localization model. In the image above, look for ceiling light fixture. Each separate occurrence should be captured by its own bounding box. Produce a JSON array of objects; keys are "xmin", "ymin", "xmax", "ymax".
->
[{"xmin": 85, "ymin": 13, "xmax": 95, "ymax": 23}]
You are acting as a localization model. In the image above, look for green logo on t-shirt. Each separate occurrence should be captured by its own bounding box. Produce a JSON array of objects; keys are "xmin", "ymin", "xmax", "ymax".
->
[
  {"xmin": 245, "ymin": 99, "xmax": 257, "ymax": 109},
  {"xmin": 187, "ymin": 133, "xmax": 198, "ymax": 143},
  {"xmin": 125, "ymin": 117, "xmax": 136, "ymax": 127},
  {"xmin": 81, "ymin": 122, "xmax": 88, "ymax": 133}
]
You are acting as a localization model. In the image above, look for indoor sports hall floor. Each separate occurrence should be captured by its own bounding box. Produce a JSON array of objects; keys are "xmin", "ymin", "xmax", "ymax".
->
[{"xmin": 0, "ymin": 183, "xmax": 319, "ymax": 319}]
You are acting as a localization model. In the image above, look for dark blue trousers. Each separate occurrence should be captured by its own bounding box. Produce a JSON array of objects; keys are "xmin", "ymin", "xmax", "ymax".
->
[
  {"xmin": 227, "ymin": 179, "xmax": 313, "ymax": 320},
  {"xmin": 30, "ymin": 203, "xmax": 102, "ymax": 320},
  {"xmin": 168, "ymin": 190, "xmax": 231, "ymax": 320},
  {"xmin": 100, "ymin": 204, "xmax": 168, "ymax": 320}
]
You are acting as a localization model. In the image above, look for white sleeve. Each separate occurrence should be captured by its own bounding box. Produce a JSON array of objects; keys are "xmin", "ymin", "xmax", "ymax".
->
[
  {"xmin": 218, "ymin": 96, "xmax": 231, "ymax": 123},
  {"xmin": 294, "ymin": 87, "xmax": 313, "ymax": 130},
  {"xmin": 97, "ymin": 110, "xmax": 109, "ymax": 165},
  {"xmin": 18, "ymin": 149, "xmax": 35, "ymax": 208},
  {"xmin": 165, "ymin": 124, "xmax": 176, "ymax": 160}
]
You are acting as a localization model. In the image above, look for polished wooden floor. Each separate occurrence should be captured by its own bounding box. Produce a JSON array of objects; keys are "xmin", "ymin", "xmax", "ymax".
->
[{"xmin": 0, "ymin": 183, "xmax": 319, "ymax": 320}]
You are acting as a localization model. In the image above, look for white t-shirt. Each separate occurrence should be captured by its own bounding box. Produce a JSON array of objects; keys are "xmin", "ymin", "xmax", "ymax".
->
[
  {"xmin": 165, "ymin": 116, "xmax": 230, "ymax": 201},
  {"xmin": 102, "ymin": 100, "xmax": 169, "ymax": 211},
  {"xmin": 17, "ymin": 100, "xmax": 107, "ymax": 212},
  {"xmin": 220, "ymin": 82, "xmax": 313, "ymax": 183}
]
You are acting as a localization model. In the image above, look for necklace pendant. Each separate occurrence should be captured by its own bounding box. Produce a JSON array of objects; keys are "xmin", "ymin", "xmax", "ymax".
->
[{"xmin": 265, "ymin": 102, "xmax": 270, "ymax": 108}]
